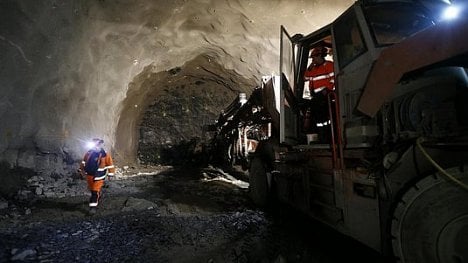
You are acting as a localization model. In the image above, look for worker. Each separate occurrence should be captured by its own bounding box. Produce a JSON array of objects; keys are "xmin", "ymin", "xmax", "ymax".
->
[
  {"xmin": 303, "ymin": 45, "xmax": 335, "ymax": 140},
  {"xmin": 79, "ymin": 138, "xmax": 115, "ymax": 214},
  {"xmin": 304, "ymin": 45, "xmax": 335, "ymax": 94}
]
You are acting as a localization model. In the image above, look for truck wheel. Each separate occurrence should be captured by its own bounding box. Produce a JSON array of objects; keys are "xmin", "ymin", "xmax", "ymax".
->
[
  {"xmin": 391, "ymin": 165, "xmax": 468, "ymax": 263},
  {"xmin": 249, "ymin": 156, "xmax": 269, "ymax": 207}
]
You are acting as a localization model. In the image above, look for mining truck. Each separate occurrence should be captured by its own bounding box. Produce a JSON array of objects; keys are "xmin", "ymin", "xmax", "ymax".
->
[{"xmin": 213, "ymin": 0, "xmax": 468, "ymax": 262}]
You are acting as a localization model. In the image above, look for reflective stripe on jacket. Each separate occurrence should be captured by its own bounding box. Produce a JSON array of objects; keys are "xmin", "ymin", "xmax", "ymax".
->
[
  {"xmin": 304, "ymin": 61, "xmax": 335, "ymax": 92},
  {"xmin": 80, "ymin": 150, "xmax": 115, "ymax": 181}
]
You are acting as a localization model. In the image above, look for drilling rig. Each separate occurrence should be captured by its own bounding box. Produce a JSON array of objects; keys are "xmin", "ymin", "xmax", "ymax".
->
[{"xmin": 210, "ymin": 1, "xmax": 468, "ymax": 262}]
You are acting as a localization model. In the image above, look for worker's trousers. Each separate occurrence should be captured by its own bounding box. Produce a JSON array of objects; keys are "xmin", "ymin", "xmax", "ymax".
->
[{"xmin": 86, "ymin": 175, "xmax": 105, "ymax": 207}]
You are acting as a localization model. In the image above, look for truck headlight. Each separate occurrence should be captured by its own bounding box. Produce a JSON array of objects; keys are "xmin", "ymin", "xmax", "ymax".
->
[{"xmin": 441, "ymin": 5, "xmax": 461, "ymax": 20}]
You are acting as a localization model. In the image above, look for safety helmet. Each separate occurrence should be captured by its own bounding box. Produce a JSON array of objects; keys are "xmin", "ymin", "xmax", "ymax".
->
[
  {"xmin": 86, "ymin": 138, "xmax": 104, "ymax": 149},
  {"xmin": 310, "ymin": 46, "xmax": 328, "ymax": 58},
  {"xmin": 92, "ymin": 138, "xmax": 104, "ymax": 144}
]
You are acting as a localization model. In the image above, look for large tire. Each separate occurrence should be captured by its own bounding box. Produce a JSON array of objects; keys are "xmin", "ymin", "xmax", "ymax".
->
[
  {"xmin": 391, "ymin": 165, "xmax": 468, "ymax": 263},
  {"xmin": 249, "ymin": 156, "xmax": 269, "ymax": 207}
]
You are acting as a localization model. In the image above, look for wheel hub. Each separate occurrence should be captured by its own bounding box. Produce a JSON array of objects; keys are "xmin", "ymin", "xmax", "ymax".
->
[{"xmin": 437, "ymin": 214, "xmax": 468, "ymax": 263}]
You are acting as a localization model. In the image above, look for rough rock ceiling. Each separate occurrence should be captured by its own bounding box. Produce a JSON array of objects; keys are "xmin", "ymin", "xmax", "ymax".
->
[{"xmin": 0, "ymin": 0, "xmax": 353, "ymax": 174}]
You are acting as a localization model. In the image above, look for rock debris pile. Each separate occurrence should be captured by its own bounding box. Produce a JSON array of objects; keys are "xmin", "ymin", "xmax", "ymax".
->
[
  {"xmin": 0, "ymin": 166, "xmax": 384, "ymax": 263},
  {"xmin": 1, "ymin": 209, "xmax": 269, "ymax": 263},
  {"xmin": 0, "ymin": 166, "xmax": 274, "ymax": 263}
]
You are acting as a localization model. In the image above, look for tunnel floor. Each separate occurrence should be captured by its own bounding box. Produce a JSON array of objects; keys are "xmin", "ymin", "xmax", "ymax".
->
[{"xmin": 0, "ymin": 166, "xmax": 386, "ymax": 262}]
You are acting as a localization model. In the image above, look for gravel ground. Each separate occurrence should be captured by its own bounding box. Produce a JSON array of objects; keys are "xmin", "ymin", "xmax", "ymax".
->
[{"xmin": 0, "ymin": 166, "xmax": 386, "ymax": 263}]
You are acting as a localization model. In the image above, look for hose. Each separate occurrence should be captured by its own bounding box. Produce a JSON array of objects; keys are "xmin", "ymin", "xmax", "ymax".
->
[{"xmin": 416, "ymin": 137, "xmax": 468, "ymax": 191}]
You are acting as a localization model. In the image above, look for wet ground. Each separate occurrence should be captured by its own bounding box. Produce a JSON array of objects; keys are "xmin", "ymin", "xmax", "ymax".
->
[{"xmin": 0, "ymin": 166, "xmax": 386, "ymax": 262}]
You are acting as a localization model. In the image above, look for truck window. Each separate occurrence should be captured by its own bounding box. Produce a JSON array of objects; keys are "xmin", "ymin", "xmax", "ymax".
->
[
  {"xmin": 364, "ymin": 3, "xmax": 434, "ymax": 46},
  {"xmin": 334, "ymin": 10, "xmax": 366, "ymax": 68}
]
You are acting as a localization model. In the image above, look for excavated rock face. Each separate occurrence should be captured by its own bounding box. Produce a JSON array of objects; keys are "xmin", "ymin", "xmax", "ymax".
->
[
  {"xmin": 121, "ymin": 55, "xmax": 255, "ymax": 165},
  {"xmin": 0, "ymin": 0, "xmax": 353, "ymax": 178}
]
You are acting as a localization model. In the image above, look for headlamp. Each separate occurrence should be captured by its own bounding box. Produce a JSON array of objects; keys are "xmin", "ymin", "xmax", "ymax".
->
[
  {"xmin": 441, "ymin": 5, "xmax": 461, "ymax": 21},
  {"xmin": 86, "ymin": 141, "xmax": 97, "ymax": 149}
]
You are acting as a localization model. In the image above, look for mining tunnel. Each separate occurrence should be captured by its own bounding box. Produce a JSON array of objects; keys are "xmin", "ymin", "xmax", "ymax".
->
[
  {"xmin": 0, "ymin": 1, "xmax": 371, "ymax": 262},
  {"xmin": 115, "ymin": 55, "xmax": 255, "ymax": 166},
  {"xmin": 0, "ymin": 0, "xmax": 349, "ymax": 166},
  {"xmin": 1, "ymin": 0, "xmax": 467, "ymax": 262}
]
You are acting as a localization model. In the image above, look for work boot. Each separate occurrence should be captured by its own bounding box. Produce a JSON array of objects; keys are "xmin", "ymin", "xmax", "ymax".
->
[
  {"xmin": 98, "ymin": 191, "xmax": 103, "ymax": 204},
  {"xmin": 89, "ymin": 191, "xmax": 99, "ymax": 207}
]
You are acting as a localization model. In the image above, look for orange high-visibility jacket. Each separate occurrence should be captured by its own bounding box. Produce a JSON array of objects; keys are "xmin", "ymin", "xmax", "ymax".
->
[
  {"xmin": 80, "ymin": 149, "xmax": 115, "ymax": 181},
  {"xmin": 304, "ymin": 61, "xmax": 335, "ymax": 92}
]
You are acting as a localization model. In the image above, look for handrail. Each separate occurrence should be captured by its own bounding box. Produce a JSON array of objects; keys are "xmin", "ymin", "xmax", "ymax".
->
[
  {"xmin": 327, "ymin": 91, "xmax": 342, "ymax": 169},
  {"xmin": 334, "ymin": 92, "xmax": 344, "ymax": 170},
  {"xmin": 327, "ymin": 92, "xmax": 337, "ymax": 167}
]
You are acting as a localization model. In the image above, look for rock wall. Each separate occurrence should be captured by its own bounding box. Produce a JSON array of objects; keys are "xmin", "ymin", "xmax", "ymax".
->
[
  {"xmin": 134, "ymin": 56, "xmax": 255, "ymax": 165},
  {"xmin": 0, "ymin": 0, "xmax": 353, "ymax": 175}
]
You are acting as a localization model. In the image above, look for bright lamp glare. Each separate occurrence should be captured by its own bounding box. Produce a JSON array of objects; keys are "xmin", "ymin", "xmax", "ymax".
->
[
  {"xmin": 86, "ymin": 141, "xmax": 96, "ymax": 149},
  {"xmin": 441, "ymin": 6, "xmax": 460, "ymax": 20}
]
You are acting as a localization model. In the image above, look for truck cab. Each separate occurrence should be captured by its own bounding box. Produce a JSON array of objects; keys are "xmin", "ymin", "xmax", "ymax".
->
[
  {"xmin": 250, "ymin": 0, "xmax": 468, "ymax": 262},
  {"xmin": 281, "ymin": 0, "xmax": 468, "ymax": 147}
]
